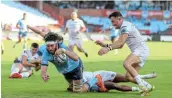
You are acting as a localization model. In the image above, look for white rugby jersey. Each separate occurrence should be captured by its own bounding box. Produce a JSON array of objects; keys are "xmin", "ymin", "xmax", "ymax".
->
[
  {"xmin": 17, "ymin": 49, "xmax": 40, "ymax": 63},
  {"xmin": 83, "ymin": 70, "xmax": 116, "ymax": 82},
  {"xmin": 66, "ymin": 18, "xmax": 85, "ymax": 39},
  {"xmin": 119, "ymin": 20, "xmax": 145, "ymax": 51}
]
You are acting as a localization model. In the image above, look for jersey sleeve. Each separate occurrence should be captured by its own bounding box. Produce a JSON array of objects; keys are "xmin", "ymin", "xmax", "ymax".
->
[
  {"xmin": 21, "ymin": 50, "xmax": 29, "ymax": 57},
  {"xmin": 41, "ymin": 53, "xmax": 49, "ymax": 66},
  {"xmin": 120, "ymin": 26, "xmax": 130, "ymax": 34},
  {"xmin": 80, "ymin": 20, "xmax": 85, "ymax": 28}
]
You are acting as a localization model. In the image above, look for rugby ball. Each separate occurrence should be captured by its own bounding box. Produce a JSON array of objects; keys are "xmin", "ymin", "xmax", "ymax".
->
[{"xmin": 54, "ymin": 53, "xmax": 68, "ymax": 64}]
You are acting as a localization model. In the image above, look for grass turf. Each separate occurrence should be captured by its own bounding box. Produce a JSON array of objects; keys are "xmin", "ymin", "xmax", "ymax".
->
[{"xmin": 1, "ymin": 40, "xmax": 172, "ymax": 98}]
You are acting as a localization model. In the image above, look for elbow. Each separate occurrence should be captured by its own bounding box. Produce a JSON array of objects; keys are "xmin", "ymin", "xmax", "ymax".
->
[
  {"xmin": 119, "ymin": 44, "xmax": 124, "ymax": 49},
  {"xmin": 22, "ymin": 61, "xmax": 27, "ymax": 66}
]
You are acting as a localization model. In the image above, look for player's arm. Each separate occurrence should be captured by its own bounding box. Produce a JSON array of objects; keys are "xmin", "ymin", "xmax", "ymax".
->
[
  {"xmin": 27, "ymin": 25, "xmax": 45, "ymax": 37},
  {"xmin": 98, "ymin": 34, "xmax": 128, "ymax": 56},
  {"xmin": 41, "ymin": 65, "xmax": 49, "ymax": 82},
  {"xmin": 55, "ymin": 48, "xmax": 79, "ymax": 61},
  {"xmin": 41, "ymin": 55, "xmax": 49, "ymax": 82},
  {"xmin": 64, "ymin": 27, "xmax": 68, "ymax": 35},
  {"xmin": 21, "ymin": 55, "xmax": 36, "ymax": 67},
  {"xmin": 16, "ymin": 20, "xmax": 21, "ymax": 29},
  {"xmin": 80, "ymin": 21, "xmax": 93, "ymax": 40},
  {"xmin": 64, "ymin": 20, "xmax": 69, "ymax": 35},
  {"xmin": 109, "ymin": 33, "xmax": 128, "ymax": 49}
]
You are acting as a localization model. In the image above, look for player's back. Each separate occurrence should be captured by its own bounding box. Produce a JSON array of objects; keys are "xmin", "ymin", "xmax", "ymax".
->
[{"xmin": 119, "ymin": 21, "xmax": 145, "ymax": 51}]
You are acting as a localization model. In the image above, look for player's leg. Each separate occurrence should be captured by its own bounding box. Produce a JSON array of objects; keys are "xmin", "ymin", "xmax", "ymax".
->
[
  {"xmin": 104, "ymin": 81, "xmax": 139, "ymax": 92},
  {"xmin": 9, "ymin": 63, "xmax": 23, "ymax": 78},
  {"xmin": 23, "ymin": 33, "xmax": 27, "ymax": 49},
  {"xmin": 113, "ymin": 71, "xmax": 156, "ymax": 83},
  {"xmin": 13, "ymin": 33, "xmax": 22, "ymax": 48},
  {"xmin": 20, "ymin": 70, "xmax": 33, "ymax": 78},
  {"xmin": 139, "ymin": 72, "xmax": 157, "ymax": 79},
  {"xmin": 76, "ymin": 39, "xmax": 88, "ymax": 57},
  {"xmin": 112, "ymin": 73, "xmax": 129, "ymax": 83},
  {"xmin": 123, "ymin": 54, "xmax": 153, "ymax": 96}
]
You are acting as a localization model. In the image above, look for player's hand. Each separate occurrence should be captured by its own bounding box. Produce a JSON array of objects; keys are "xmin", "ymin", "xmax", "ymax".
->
[
  {"xmin": 55, "ymin": 48, "xmax": 65, "ymax": 55},
  {"xmin": 169, "ymin": 24, "xmax": 172, "ymax": 28},
  {"xmin": 98, "ymin": 47, "xmax": 110, "ymax": 56},
  {"xmin": 41, "ymin": 73, "xmax": 49, "ymax": 82},
  {"xmin": 95, "ymin": 40, "xmax": 105, "ymax": 47}
]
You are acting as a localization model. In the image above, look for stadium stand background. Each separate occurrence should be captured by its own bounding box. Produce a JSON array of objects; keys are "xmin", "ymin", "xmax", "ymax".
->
[{"xmin": 1, "ymin": 1, "xmax": 172, "ymax": 41}]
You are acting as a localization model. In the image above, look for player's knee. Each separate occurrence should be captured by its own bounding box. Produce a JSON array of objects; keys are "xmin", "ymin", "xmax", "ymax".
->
[
  {"xmin": 123, "ymin": 61, "xmax": 131, "ymax": 69},
  {"xmin": 72, "ymin": 80, "xmax": 83, "ymax": 93}
]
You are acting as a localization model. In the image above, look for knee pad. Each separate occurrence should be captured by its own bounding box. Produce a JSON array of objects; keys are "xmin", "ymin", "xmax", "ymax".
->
[{"xmin": 73, "ymin": 80, "xmax": 83, "ymax": 93}]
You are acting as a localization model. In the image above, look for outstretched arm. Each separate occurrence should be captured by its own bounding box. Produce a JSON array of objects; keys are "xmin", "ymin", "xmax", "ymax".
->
[
  {"xmin": 41, "ymin": 66, "xmax": 49, "ymax": 82},
  {"xmin": 98, "ymin": 33, "xmax": 128, "ymax": 56},
  {"xmin": 27, "ymin": 25, "xmax": 45, "ymax": 37}
]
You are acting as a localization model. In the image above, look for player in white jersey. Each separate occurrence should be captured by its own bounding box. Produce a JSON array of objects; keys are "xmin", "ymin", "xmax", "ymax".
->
[
  {"xmin": 13, "ymin": 13, "xmax": 28, "ymax": 49},
  {"xmin": 96, "ymin": 12, "xmax": 154, "ymax": 96},
  {"xmin": 9, "ymin": 43, "xmax": 41, "ymax": 78},
  {"xmin": 65, "ymin": 12, "xmax": 91, "ymax": 57},
  {"xmin": 83, "ymin": 70, "xmax": 156, "ymax": 92}
]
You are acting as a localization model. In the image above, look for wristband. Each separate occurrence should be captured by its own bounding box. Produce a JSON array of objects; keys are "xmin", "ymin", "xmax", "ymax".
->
[{"xmin": 108, "ymin": 46, "xmax": 113, "ymax": 51}]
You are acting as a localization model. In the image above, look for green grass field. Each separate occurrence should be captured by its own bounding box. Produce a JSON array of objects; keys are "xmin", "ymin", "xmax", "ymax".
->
[{"xmin": 1, "ymin": 40, "xmax": 172, "ymax": 98}]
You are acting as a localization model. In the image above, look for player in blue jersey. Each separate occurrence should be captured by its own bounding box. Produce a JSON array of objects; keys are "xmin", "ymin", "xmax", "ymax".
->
[
  {"xmin": 13, "ymin": 13, "xmax": 28, "ymax": 49},
  {"xmin": 27, "ymin": 26, "xmax": 107, "ymax": 92}
]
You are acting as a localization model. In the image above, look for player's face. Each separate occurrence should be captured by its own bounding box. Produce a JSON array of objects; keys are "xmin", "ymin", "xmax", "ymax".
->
[
  {"xmin": 71, "ymin": 12, "xmax": 78, "ymax": 20},
  {"xmin": 31, "ymin": 47, "xmax": 38, "ymax": 54},
  {"xmin": 46, "ymin": 44, "xmax": 56, "ymax": 54},
  {"xmin": 110, "ymin": 17, "xmax": 122, "ymax": 29}
]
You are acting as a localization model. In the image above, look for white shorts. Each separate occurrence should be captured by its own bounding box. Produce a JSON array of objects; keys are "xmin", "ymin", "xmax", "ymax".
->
[
  {"xmin": 11, "ymin": 63, "xmax": 32, "ymax": 73},
  {"xmin": 94, "ymin": 70, "xmax": 117, "ymax": 82},
  {"xmin": 132, "ymin": 44, "xmax": 149, "ymax": 67},
  {"xmin": 69, "ymin": 38, "xmax": 83, "ymax": 48}
]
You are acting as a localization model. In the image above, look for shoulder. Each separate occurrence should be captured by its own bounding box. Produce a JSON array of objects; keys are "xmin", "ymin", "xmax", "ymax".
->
[{"xmin": 77, "ymin": 19, "xmax": 84, "ymax": 22}]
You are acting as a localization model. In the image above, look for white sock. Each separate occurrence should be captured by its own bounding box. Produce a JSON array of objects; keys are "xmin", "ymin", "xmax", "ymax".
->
[
  {"xmin": 11, "ymin": 68, "xmax": 20, "ymax": 75},
  {"xmin": 20, "ymin": 72, "xmax": 30, "ymax": 78},
  {"xmin": 139, "ymin": 73, "xmax": 156, "ymax": 79},
  {"xmin": 135, "ymin": 75, "xmax": 145, "ymax": 87},
  {"xmin": 132, "ymin": 87, "xmax": 140, "ymax": 91},
  {"xmin": 142, "ymin": 80, "xmax": 152, "ymax": 89},
  {"xmin": 135, "ymin": 75, "xmax": 152, "ymax": 89}
]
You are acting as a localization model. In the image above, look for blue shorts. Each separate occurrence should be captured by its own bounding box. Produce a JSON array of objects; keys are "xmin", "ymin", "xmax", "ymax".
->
[
  {"xmin": 63, "ymin": 59, "xmax": 83, "ymax": 80},
  {"xmin": 19, "ymin": 31, "xmax": 27, "ymax": 38}
]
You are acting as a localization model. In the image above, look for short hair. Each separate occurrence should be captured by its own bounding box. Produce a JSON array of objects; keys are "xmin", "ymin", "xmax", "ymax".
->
[
  {"xmin": 31, "ymin": 43, "xmax": 39, "ymax": 48},
  {"xmin": 44, "ymin": 32, "xmax": 61, "ymax": 42},
  {"xmin": 108, "ymin": 11, "xmax": 123, "ymax": 19}
]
